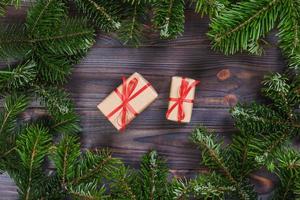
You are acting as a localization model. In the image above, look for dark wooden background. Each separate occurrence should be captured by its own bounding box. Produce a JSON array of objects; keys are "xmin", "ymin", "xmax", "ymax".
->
[{"xmin": 0, "ymin": 3, "xmax": 285, "ymax": 199}]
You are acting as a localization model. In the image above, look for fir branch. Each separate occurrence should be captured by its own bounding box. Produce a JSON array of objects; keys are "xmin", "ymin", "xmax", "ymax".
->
[
  {"xmin": 171, "ymin": 173, "xmax": 235, "ymax": 199},
  {"xmin": 0, "ymin": 94, "xmax": 28, "ymax": 137},
  {"xmin": 0, "ymin": 24, "xmax": 31, "ymax": 59},
  {"xmin": 52, "ymin": 134, "xmax": 81, "ymax": 186},
  {"xmin": 189, "ymin": 175, "xmax": 235, "ymax": 199},
  {"xmin": 273, "ymin": 148, "xmax": 300, "ymax": 200},
  {"xmin": 26, "ymin": 0, "xmax": 66, "ymax": 37},
  {"xmin": 229, "ymin": 131, "xmax": 258, "ymax": 178},
  {"xmin": 16, "ymin": 125, "xmax": 51, "ymax": 169},
  {"xmin": 125, "ymin": 0, "xmax": 154, "ymax": 4},
  {"xmin": 110, "ymin": 166, "xmax": 137, "ymax": 200},
  {"xmin": 35, "ymin": 85, "xmax": 74, "ymax": 116},
  {"xmin": 153, "ymin": 0, "xmax": 185, "ymax": 39},
  {"xmin": 11, "ymin": 0, "xmax": 21, "ymax": 7},
  {"xmin": 247, "ymin": 130, "xmax": 291, "ymax": 171},
  {"xmin": 33, "ymin": 17, "xmax": 95, "ymax": 56},
  {"xmin": 35, "ymin": 86, "xmax": 81, "ymax": 135},
  {"xmin": 231, "ymin": 73, "xmax": 300, "ymax": 161},
  {"xmin": 0, "ymin": 1, "xmax": 8, "ymax": 17},
  {"xmin": 137, "ymin": 150, "xmax": 170, "ymax": 199},
  {"xmin": 1, "ymin": 19, "xmax": 94, "ymax": 60},
  {"xmin": 191, "ymin": 127, "xmax": 255, "ymax": 200},
  {"xmin": 15, "ymin": 124, "xmax": 51, "ymax": 200},
  {"xmin": 0, "ymin": 94, "xmax": 28, "ymax": 168},
  {"xmin": 37, "ymin": 174, "xmax": 64, "ymax": 199},
  {"xmin": 117, "ymin": 1, "xmax": 146, "ymax": 46},
  {"xmin": 231, "ymin": 103, "xmax": 300, "ymax": 134},
  {"xmin": 192, "ymin": 0, "xmax": 229, "ymax": 17},
  {"xmin": 35, "ymin": 53, "xmax": 72, "ymax": 84},
  {"xmin": 170, "ymin": 178, "xmax": 189, "ymax": 200},
  {"xmin": 262, "ymin": 73, "xmax": 294, "ymax": 115},
  {"xmin": 68, "ymin": 182, "xmax": 107, "ymax": 200},
  {"xmin": 0, "ymin": 61, "xmax": 37, "ymax": 92},
  {"xmin": 289, "ymin": 85, "xmax": 300, "ymax": 115},
  {"xmin": 191, "ymin": 128, "xmax": 234, "ymax": 182},
  {"xmin": 1, "ymin": 146, "xmax": 17, "ymax": 158},
  {"xmin": 261, "ymin": 132, "xmax": 290, "ymax": 157},
  {"xmin": 50, "ymin": 111, "xmax": 81, "ymax": 135},
  {"xmin": 71, "ymin": 149, "xmax": 120, "ymax": 185},
  {"xmin": 0, "ymin": 0, "xmax": 20, "ymax": 17},
  {"xmin": 73, "ymin": 0, "xmax": 121, "ymax": 31},
  {"xmin": 208, "ymin": 0, "xmax": 280, "ymax": 55},
  {"xmin": 277, "ymin": 0, "xmax": 300, "ymax": 71},
  {"xmin": 1, "ymin": 19, "xmax": 94, "ymax": 58}
]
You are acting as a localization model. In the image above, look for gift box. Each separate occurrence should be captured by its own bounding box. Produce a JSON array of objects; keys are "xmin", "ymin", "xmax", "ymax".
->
[
  {"xmin": 166, "ymin": 76, "xmax": 199, "ymax": 123},
  {"xmin": 97, "ymin": 72, "xmax": 158, "ymax": 131}
]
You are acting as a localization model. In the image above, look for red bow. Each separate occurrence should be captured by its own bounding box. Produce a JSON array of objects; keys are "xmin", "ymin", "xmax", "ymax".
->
[
  {"xmin": 166, "ymin": 78, "xmax": 199, "ymax": 123},
  {"xmin": 106, "ymin": 76, "xmax": 151, "ymax": 131}
]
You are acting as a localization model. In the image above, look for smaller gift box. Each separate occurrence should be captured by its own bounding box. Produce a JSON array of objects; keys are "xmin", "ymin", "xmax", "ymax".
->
[
  {"xmin": 97, "ymin": 72, "xmax": 158, "ymax": 131},
  {"xmin": 166, "ymin": 76, "xmax": 199, "ymax": 123}
]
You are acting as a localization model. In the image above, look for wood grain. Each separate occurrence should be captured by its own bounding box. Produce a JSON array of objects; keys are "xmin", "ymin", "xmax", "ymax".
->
[{"xmin": 0, "ymin": 4, "xmax": 285, "ymax": 199}]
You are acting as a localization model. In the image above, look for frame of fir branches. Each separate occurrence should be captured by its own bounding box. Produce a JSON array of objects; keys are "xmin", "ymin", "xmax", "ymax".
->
[{"xmin": 0, "ymin": 0, "xmax": 300, "ymax": 199}]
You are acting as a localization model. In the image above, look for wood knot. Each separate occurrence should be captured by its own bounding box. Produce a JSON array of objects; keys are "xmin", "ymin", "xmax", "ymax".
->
[
  {"xmin": 217, "ymin": 69, "xmax": 231, "ymax": 81},
  {"xmin": 224, "ymin": 94, "xmax": 238, "ymax": 106},
  {"xmin": 251, "ymin": 174, "xmax": 274, "ymax": 194}
]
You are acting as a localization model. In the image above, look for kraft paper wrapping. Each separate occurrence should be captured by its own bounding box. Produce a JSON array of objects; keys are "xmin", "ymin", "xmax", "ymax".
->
[
  {"xmin": 97, "ymin": 72, "xmax": 158, "ymax": 131},
  {"xmin": 167, "ymin": 76, "xmax": 197, "ymax": 123}
]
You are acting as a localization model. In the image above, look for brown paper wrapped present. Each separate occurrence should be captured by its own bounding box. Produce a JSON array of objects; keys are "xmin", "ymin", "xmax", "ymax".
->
[
  {"xmin": 97, "ymin": 72, "xmax": 158, "ymax": 131},
  {"xmin": 166, "ymin": 76, "xmax": 199, "ymax": 123}
]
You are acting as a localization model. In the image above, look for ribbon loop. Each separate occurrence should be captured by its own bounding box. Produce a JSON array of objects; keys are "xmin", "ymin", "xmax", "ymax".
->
[
  {"xmin": 106, "ymin": 76, "xmax": 151, "ymax": 131},
  {"xmin": 166, "ymin": 77, "xmax": 199, "ymax": 123}
]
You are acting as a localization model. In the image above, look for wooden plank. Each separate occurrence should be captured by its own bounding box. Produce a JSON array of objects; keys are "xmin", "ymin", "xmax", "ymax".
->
[
  {"xmin": 0, "ymin": 3, "xmax": 285, "ymax": 199},
  {"xmin": 0, "ymin": 173, "xmax": 18, "ymax": 200}
]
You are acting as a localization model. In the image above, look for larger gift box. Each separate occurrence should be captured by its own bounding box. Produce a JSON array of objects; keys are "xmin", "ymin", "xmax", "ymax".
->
[{"xmin": 97, "ymin": 72, "xmax": 158, "ymax": 131}]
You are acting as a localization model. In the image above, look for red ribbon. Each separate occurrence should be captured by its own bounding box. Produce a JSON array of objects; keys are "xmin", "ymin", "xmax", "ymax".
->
[
  {"xmin": 166, "ymin": 77, "xmax": 199, "ymax": 123},
  {"xmin": 106, "ymin": 76, "xmax": 151, "ymax": 131}
]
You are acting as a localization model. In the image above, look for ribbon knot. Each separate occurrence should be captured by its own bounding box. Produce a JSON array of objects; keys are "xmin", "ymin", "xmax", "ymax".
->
[
  {"xmin": 166, "ymin": 77, "xmax": 199, "ymax": 123},
  {"xmin": 106, "ymin": 76, "xmax": 151, "ymax": 131}
]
